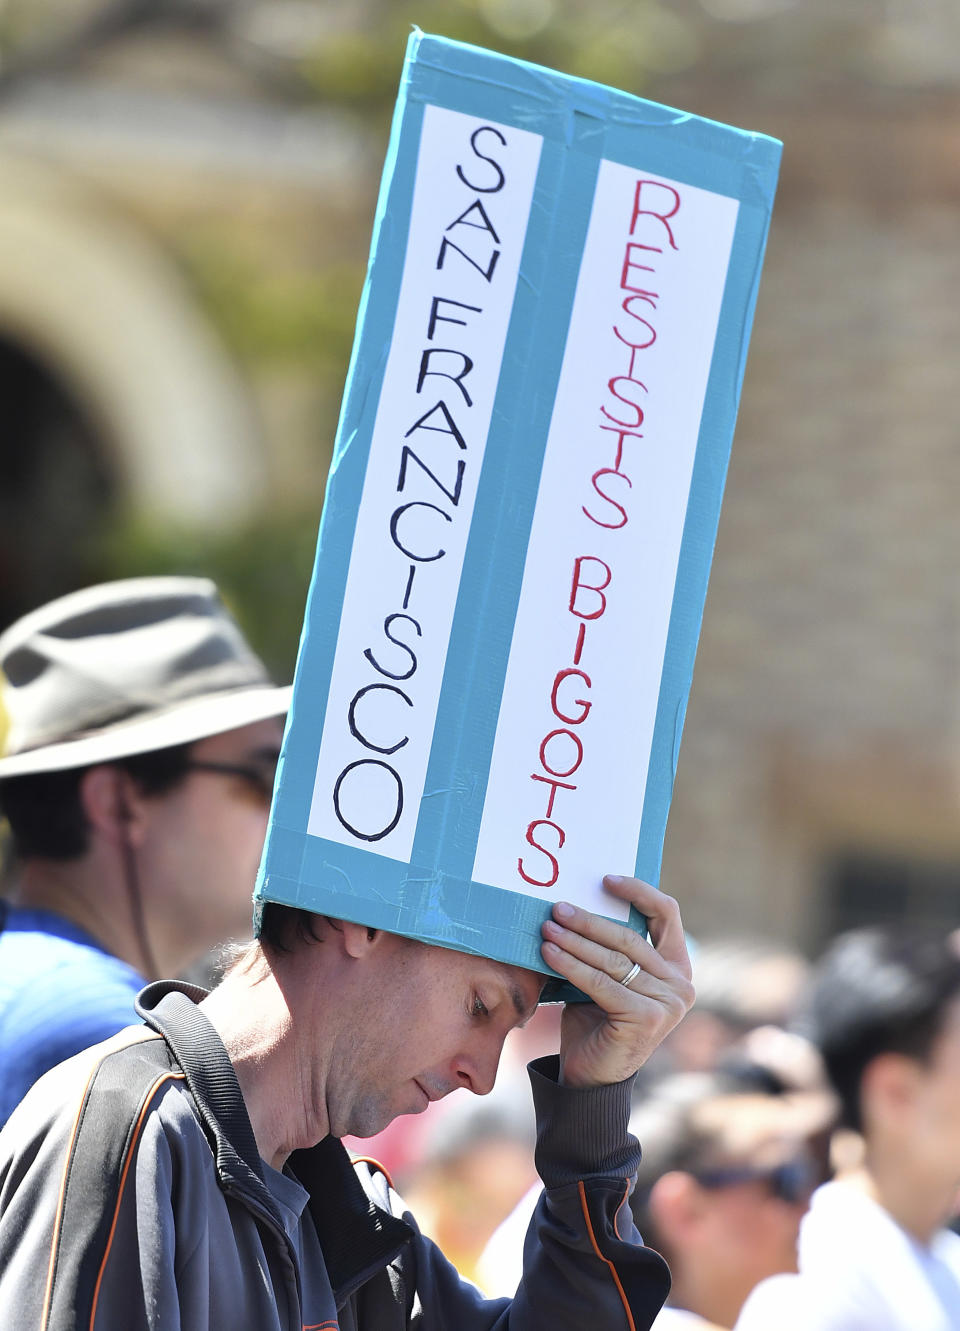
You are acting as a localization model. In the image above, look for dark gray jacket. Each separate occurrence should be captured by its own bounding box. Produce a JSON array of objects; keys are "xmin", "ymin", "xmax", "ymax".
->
[{"xmin": 0, "ymin": 981, "xmax": 670, "ymax": 1330}]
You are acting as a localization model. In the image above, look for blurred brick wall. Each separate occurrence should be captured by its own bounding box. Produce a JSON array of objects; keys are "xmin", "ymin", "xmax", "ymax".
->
[{"xmin": 660, "ymin": 90, "xmax": 960, "ymax": 949}]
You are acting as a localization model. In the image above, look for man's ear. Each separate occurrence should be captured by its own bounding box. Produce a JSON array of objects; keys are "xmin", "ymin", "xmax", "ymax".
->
[
  {"xmin": 648, "ymin": 1171, "xmax": 704, "ymax": 1246},
  {"xmin": 337, "ymin": 919, "xmax": 381, "ymax": 960},
  {"xmin": 79, "ymin": 765, "xmax": 148, "ymax": 849},
  {"xmin": 861, "ymin": 1051, "xmax": 920, "ymax": 1131}
]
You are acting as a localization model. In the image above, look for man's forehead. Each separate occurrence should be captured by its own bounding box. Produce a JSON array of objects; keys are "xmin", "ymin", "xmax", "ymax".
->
[
  {"xmin": 417, "ymin": 940, "xmax": 543, "ymax": 1018},
  {"xmin": 488, "ymin": 958, "xmax": 545, "ymax": 1020}
]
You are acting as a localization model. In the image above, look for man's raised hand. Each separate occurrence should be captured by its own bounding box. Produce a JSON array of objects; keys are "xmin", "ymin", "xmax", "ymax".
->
[{"xmin": 540, "ymin": 875, "xmax": 694, "ymax": 1088}]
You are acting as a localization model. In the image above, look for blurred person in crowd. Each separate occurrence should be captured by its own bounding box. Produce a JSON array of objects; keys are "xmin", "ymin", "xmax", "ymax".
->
[
  {"xmin": 0, "ymin": 576, "xmax": 288, "ymax": 1126},
  {"xmin": 735, "ymin": 928, "xmax": 960, "ymax": 1331},
  {"xmin": 0, "ymin": 876, "xmax": 694, "ymax": 1329},
  {"xmin": 642, "ymin": 936, "xmax": 810, "ymax": 1085},
  {"xmin": 631, "ymin": 1070, "xmax": 832, "ymax": 1329}
]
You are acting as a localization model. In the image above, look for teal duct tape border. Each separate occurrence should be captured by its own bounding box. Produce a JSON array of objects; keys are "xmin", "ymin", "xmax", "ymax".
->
[{"xmin": 255, "ymin": 31, "xmax": 781, "ymax": 999}]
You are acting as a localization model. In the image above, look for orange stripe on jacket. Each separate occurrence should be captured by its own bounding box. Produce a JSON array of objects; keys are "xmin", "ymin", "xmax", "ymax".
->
[
  {"xmin": 348, "ymin": 1155, "xmax": 396, "ymax": 1191},
  {"xmin": 40, "ymin": 1062, "xmax": 103, "ymax": 1331},
  {"xmin": 88, "ymin": 1072, "xmax": 185, "ymax": 1331},
  {"xmin": 578, "ymin": 1178, "xmax": 636, "ymax": 1331}
]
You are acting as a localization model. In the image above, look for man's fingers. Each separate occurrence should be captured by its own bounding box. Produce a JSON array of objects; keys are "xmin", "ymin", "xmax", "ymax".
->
[
  {"xmin": 544, "ymin": 878, "xmax": 690, "ymax": 983},
  {"xmin": 541, "ymin": 932, "xmax": 690, "ymax": 1017},
  {"xmin": 542, "ymin": 913, "xmax": 669, "ymax": 987},
  {"xmin": 600, "ymin": 876, "xmax": 691, "ymax": 978},
  {"xmin": 543, "ymin": 875, "xmax": 695, "ymax": 1087},
  {"xmin": 541, "ymin": 937, "xmax": 651, "ymax": 1006},
  {"xmin": 540, "ymin": 875, "xmax": 694, "ymax": 1017}
]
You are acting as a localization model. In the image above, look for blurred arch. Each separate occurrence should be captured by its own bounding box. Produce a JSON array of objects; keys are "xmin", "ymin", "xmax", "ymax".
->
[
  {"xmin": 0, "ymin": 155, "xmax": 265, "ymax": 496},
  {"xmin": 0, "ymin": 333, "xmax": 114, "ymax": 628}
]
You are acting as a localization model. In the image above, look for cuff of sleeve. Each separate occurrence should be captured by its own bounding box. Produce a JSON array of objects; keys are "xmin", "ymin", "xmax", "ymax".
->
[{"xmin": 528, "ymin": 1054, "xmax": 640, "ymax": 1188}]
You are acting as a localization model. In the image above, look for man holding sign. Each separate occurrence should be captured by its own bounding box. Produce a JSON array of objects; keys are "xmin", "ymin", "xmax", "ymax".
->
[
  {"xmin": 0, "ymin": 24, "xmax": 777, "ymax": 1328},
  {"xmin": 0, "ymin": 874, "xmax": 692, "ymax": 1329}
]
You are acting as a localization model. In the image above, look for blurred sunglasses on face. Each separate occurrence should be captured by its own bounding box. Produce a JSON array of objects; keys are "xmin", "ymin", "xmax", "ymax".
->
[
  {"xmin": 185, "ymin": 760, "xmax": 277, "ymax": 809},
  {"xmin": 693, "ymin": 1154, "xmax": 819, "ymax": 1206}
]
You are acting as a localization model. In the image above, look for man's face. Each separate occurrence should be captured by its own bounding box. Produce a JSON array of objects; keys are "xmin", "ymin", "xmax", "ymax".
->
[
  {"xmin": 910, "ymin": 995, "xmax": 960, "ymax": 1185},
  {"xmin": 692, "ymin": 1167, "xmax": 809, "ymax": 1285},
  {"xmin": 325, "ymin": 936, "xmax": 544, "ymax": 1139},
  {"xmin": 136, "ymin": 717, "xmax": 284, "ymax": 966}
]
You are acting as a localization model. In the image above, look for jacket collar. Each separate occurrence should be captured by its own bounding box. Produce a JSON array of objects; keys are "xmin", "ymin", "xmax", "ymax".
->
[{"xmin": 290, "ymin": 1139, "xmax": 412, "ymax": 1306}]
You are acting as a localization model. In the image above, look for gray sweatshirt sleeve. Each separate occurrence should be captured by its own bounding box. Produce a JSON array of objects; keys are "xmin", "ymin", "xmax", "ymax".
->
[{"xmin": 392, "ymin": 1054, "xmax": 671, "ymax": 1330}]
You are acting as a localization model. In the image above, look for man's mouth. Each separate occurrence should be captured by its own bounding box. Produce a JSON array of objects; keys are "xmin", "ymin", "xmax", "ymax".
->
[{"xmin": 414, "ymin": 1080, "xmax": 444, "ymax": 1106}]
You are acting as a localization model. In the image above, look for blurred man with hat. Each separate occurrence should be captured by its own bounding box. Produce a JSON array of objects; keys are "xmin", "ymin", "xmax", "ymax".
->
[{"xmin": 0, "ymin": 576, "xmax": 289, "ymax": 1126}]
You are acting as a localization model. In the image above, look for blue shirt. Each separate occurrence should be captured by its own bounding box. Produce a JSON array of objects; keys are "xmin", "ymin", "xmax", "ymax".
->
[{"xmin": 0, "ymin": 904, "xmax": 143, "ymax": 1127}]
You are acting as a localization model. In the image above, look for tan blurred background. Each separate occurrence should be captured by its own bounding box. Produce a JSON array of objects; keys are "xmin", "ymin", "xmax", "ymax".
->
[{"xmin": 1, "ymin": 0, "xmax": 958, "ymax": 954}]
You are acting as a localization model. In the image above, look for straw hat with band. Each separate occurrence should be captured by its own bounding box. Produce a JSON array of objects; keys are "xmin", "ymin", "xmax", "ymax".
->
[{"xmin": 0, "ymin": 576, "xmax": 290, "ymax": 779}]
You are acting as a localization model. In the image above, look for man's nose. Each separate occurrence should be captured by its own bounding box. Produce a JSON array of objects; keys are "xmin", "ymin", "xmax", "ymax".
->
[{"xmin": 453, "ymin": 1041, "xmax": 501, "ymax": 1096}]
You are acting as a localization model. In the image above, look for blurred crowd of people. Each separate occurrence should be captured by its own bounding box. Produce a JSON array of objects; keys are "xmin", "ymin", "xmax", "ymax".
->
[
  {"xmin": 352, "ymin": 928, "xmax": 960, "ymax": 1331},
  {"xmin": 1, "ymin": 577, "xmax": 959, "ymax": 1330}
]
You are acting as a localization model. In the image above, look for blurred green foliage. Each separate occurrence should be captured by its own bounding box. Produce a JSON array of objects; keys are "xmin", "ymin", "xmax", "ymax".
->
[
  {"xmin": 3, "ymin": 0, "xmax": 865, "ymax": 669},
  {"xmin": 177, "ymin": 240, "xmax": 364, "ymax": 374},
  {"xmin": 88, "ymin": 1, "xmax": 703, "ymax": 670},
  {"xmin": 295, "ymin": 0, "xmax": 692, "ymax": 126}
]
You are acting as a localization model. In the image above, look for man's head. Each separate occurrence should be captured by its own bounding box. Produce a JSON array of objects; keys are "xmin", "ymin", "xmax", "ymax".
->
[
  {"xmin": 0, "ymin": 577, "xmax": 289, "ymax": 970},
  {"xmin": 255, "ymin": 904, "xmax": 544, "ymax": 1141},
  {"xmin": 796, "ymin": 928, "xmax": 960, "ymax": 1199},
  {"xmin": 798, "ymin": 928, "xmax": 960, "ymax": 1132}
]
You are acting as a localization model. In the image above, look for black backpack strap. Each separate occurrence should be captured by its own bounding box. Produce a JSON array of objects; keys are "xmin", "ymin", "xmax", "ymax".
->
[{"xmin": 135, "ymin": 982, "xmax": 266, "ymax": 1188}]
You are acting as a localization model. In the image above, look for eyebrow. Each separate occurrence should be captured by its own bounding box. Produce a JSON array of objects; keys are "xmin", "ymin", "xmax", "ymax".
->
[{"xmin": 509, "ymin": 984, "xmax": 539, "ymax": 1024}]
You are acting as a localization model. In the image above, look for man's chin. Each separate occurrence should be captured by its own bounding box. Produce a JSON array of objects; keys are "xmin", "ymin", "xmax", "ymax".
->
[
  {"xmin": 342, "ymin": 1094, "xmax": 427, "ymax": 1139},
  {"xmin": 381, "ymin": 1087, "xmax": 431, "ymax": 1126}
]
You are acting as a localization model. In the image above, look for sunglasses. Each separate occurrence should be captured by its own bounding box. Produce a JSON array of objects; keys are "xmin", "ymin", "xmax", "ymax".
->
[
  {"xmin": 693, "ymin": 1155, "xmax": 818, "ymax": 1206},
  {"xmin": 185, "ymin": 760, "xmax": 277, "ymax": 809}
]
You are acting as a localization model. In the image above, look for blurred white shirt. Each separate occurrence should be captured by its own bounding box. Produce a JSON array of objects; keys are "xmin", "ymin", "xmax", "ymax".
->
[{"xmin": 735, "ymin": 1180, "xmax": 960, "ymax": 1331}]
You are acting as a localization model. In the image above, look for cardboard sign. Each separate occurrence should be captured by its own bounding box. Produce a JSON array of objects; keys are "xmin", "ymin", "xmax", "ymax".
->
[{"xmin": 254, "ymin": 31, "xmax": 781, "ymax": 994}]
